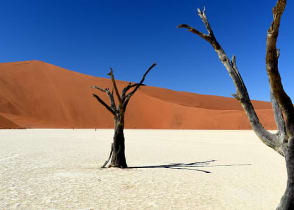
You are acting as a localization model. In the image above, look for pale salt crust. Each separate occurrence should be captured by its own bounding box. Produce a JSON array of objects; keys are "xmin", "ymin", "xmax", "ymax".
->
[{"xmin": 0, "ymin": 129, "xmax": 286, "ymax": 210}]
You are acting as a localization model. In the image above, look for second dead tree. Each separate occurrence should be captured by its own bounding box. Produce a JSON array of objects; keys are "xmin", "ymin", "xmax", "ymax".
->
[{"xmin": 92, "ymin": 63, "xmax": 156, "ymax": 168}]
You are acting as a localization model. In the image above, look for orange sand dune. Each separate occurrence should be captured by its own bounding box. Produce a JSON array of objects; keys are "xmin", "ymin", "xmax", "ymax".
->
[
  {"xmin": 0, "ymin": 114, "xmax": 20, "ymax": 129},
  {"xmin": 0, "ymin": 60, "xmax": 276, "ymax": 129}
]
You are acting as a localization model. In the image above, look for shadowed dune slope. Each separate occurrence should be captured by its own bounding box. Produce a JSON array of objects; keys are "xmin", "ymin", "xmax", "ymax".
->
[
  {"xmin": 0, "ymin": 60, "xmax": 276, "ymax": 129},
  {"xmin": 0, "ymin": 114, "xmax": 21, "ymax": 129}
]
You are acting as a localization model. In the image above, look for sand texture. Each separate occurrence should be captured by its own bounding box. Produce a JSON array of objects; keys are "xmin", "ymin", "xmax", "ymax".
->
[
  {"xmin": 0, "ymin": 129, "xmax": 286, "ymax": 209},
  {"xmin": 0, "ymin": 60, "xmax": 276, "ymax": 129}
]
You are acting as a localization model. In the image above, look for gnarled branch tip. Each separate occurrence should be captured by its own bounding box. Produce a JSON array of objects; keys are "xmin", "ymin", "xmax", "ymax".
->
[
  {"xmin": 177, "ymin": 24, "xmax": 191, "ymax": 29},
  {"xmin": 107, "ymin": 68, "xmax": 113, "ymax": 76}
]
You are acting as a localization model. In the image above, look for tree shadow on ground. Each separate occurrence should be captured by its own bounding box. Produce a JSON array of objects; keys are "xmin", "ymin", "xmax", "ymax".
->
[{"xmin": 128, "ymin": 160, "xmax": 251, "ymax": 174}]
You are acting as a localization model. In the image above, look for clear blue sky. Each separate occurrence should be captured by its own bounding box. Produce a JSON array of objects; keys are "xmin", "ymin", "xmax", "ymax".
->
[{"xmin": 0, "ymin": 0, "xmax": 293, "ymax": 101}]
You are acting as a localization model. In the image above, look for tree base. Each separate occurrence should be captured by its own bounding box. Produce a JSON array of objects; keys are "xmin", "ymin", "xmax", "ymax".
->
[
  {"xmin": 108, "ymin": 163, "xmax": 128, "ymax": 169},
  {"xmin": 277, "ymin": 186, "xmax": 294, "ymax": 210}
]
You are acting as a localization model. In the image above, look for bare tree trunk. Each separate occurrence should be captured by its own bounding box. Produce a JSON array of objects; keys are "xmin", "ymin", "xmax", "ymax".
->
[
  {"xmin": 264, "ymin": 1, "xmax": 294, "ymax": 208},
  {"xmin": 109, "ymin": 117, "xmax": 127, "ymax": 168},
  {"xmin": 277, "ymin": 138, "xmax": 294, "ymax": 209}
]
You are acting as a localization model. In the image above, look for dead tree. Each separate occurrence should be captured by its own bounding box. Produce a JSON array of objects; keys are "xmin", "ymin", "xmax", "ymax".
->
[
  {"xmin": 92, "ymin": 63, "xmax": 156, "ymax": 168},
  {"xmin": 178, "ymin": 0, "xmax": 293, "ymax": 209}
]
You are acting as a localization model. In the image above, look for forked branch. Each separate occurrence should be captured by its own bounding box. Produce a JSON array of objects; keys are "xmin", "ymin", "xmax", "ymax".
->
[
  {"xmin": 92, "ymin": 94, "xmax": 116, "ymax": 116},
  {"xmin": 125, "ymin": 63, "xmax": 157, "ymax": 98},
  {"xmin": 178, "ymin": 7, "xmax": 284, "ymax": 155},
  {"xmin": 122, "ymin": 63, "xmax": 157, "ymax": 106},
  {"xmin": 91, "ymin": 86, "xmax": 116, "ymax": 111},
  {"xmin": 122, "ymin": 83, "xmax": 140, "ymax": 99},
  {"xmin": 93, "ymin": 63, "xmax": 156, "ymax": 116}
]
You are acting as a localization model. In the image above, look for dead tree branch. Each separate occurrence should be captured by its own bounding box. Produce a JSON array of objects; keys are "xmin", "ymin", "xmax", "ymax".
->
[
  {"xmin": 125, "ymin": 63, "xmax": 157, "ymax": 98},
  {"xmin": 178, "ymin": 7, "xmax": 285, "ymax": 155},
  {"xmin": 122, "ymin": 83, "xmax": 141, "ymax": 99},
  {"xmin": 271, "ymin": 91, "xmax": 286, "ymax": 137},
  {"xmin": 108, "ymin": 68, "xmax": 122, "ymax": 106},
  {"xmin": 92, "ymin": 94, "xmax": 116, "ymax": 116},
  {"xmin": 266, "ymin": 0, "xmax": 294, "ymax": 138},
  {"xmin": 122, "ymin": 63, "xmax": 157, "ymax": 107},
  {"xmin": 91, "ymin": 86, "xmax": 116, "ymax": 111},
  {"xmin": 265, "ymin": 1, "xmax": 294, "ymax": 208}
]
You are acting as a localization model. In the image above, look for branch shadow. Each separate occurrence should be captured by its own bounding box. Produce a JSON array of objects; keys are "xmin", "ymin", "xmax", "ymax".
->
[{"xmin": 128, "ymin": 160, "xmax": 251, "ymax": 174}]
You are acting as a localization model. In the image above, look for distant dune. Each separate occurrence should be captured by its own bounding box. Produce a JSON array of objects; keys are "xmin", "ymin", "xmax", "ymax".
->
[
  {"xmin": 0, "ymin": 60, "xmax": 276, "ymax": 129},
  {"xmin": 0, "ymin": 114, "xmax": 20, "ymax": 129}
]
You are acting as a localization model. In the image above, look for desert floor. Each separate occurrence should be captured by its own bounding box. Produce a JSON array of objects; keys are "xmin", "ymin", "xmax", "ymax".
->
[{"xmin": 0, "ymin": 129, "xmax": 286, "ymax": 210}]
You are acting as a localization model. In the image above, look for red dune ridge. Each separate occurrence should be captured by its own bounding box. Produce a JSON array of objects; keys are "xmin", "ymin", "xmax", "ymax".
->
[{"xmin": 0, "ymin": 60, "xmax": 276, "ymax": 129}]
